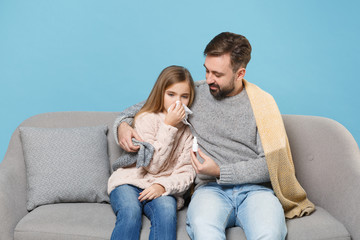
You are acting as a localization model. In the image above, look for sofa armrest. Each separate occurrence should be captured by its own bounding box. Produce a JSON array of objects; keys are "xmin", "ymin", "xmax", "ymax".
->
[
  {"xmin": 283, "ymin": 115, "xmax": 360, "ymax": 239},
  {"xmin": 0, "ymin": 129, "xmax": 28, "ymax": 240}
]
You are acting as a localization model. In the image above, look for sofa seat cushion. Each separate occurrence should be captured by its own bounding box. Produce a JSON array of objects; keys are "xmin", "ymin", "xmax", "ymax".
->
[
  {"xmin": 13, "ymin": 203, "xmax": 190, "ymax": 240},
  {"xmin": 285, "ymin": 207, "xmax": 350, "ymax": 240},
  {"xmin": 14, "ymin": 203, "xmax": 115, "ymax": 240},
  {"xmin": 14, "ymin": 204, "xmax": 349, "ymax": 240},
  {"xmin": 225, "ymin": 207, "xmax": 350, "ymax": 240}
]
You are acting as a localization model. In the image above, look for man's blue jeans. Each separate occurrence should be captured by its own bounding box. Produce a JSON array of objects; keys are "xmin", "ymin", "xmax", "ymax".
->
[
  {"xmin": 186, "ymin": 183, "xmax": 287, "ymax": 240},
  {"xmin": 110, "ymin": 184, "xmax": 177, "ymax": 240}
]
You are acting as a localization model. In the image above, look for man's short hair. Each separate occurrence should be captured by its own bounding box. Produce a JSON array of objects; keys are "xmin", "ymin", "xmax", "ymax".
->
[{"xmin": 204, "ymin": 32, "xmax": 252, "ymax": 72}]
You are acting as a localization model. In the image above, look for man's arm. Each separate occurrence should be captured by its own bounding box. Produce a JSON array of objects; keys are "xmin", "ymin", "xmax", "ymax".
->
[
  {"xmin": 191, "ymin": 150, "xmax": 269, "ymax": 185},
  {"xmin": 113, "ymin": 101, "xmax": 145, "ymax": 152},
  {"xmin": 191, "ymin": 132, "xmax": 270, "ymax": 185},
  {"xmin": 190, "ymin": 149, "xmax": 220, "ymax": 177},
  {"xmin": 217, "ymin": 155, "xmax": 269, "ymax": 185}
]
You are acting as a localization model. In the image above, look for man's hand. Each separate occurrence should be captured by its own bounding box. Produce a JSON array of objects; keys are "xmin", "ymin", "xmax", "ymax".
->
[
  {"xmin": 117, "ymin": 122, "xmax": 143, "ymax": 152},
  {"xmin": 190, "ymin": 149, "xmax": 220, "ymax": 178},
  {"xmin": 138, "ymin": 184, "xmax": 166, "ymax": 202}
]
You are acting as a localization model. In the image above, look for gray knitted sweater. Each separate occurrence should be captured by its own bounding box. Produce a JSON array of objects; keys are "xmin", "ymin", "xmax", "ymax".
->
[{"xmin": 114, "ymin": 80, "xmax": 270, "ymax": 188}]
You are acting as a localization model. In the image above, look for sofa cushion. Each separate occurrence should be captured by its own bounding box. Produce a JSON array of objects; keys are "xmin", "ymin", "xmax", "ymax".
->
[
  {"xmin": 285, "ymin": 207, "xmax": 350, "ymax": 240},
  {"xmin": 226, "ymin": 207, "xmax": 349, "ymax": 240},
  {"xmin": 14, "ymin": 204, "xmax": 349, "ymax": 240},
  {"xmin": 14, "ymin": 203, "xmax": 114, "ymax": 240},
  {"xmin": 19, "ymin": 126, "xmax": 110, "ymax": 211}
]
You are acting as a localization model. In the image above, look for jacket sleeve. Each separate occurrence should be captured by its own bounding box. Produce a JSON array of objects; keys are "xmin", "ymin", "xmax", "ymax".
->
[
  {"xmin": 153, "ymin": 132, "xmax": 196, "ymax": 195},
  {"xmin": 134, "ymin": 113, "xmax": 179, "ymax": 175}
]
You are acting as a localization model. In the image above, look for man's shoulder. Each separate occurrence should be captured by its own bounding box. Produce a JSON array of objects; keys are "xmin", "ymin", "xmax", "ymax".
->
[
  {"xmin": 194, "ymin": 80, "xmax": 207, "ymax": 94},
  {"xmin": 243, "ymin": 79, "xmax": 274, "ymax": 101},
  {"xmin": 195, "ymin": 80, "xmax": 207, "ymax": 87}
]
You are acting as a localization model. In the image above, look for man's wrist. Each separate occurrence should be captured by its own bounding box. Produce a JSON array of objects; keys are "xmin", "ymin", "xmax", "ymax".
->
[
  {"xmin": 119, "ymin": 121, "xmax": 130, "ymax": 128},
  {"xmin": 121, "ymin": 118, "xmax": 133, "ymax": 126}
]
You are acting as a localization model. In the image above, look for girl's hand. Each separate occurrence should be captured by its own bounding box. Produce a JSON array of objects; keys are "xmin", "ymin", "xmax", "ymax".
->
[
  {"xmin": 164, "ymin": 103, "xmax": 186, "ymax": 127},
  {"xmin": 138, "ymin": 184, "xmax": 166, "ymax": 202}
]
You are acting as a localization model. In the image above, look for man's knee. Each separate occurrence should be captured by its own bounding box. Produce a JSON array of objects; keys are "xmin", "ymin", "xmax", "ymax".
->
[
  {"xmin": 186, "ymin": 203, "xmax": 229, "ymax": 240},
  {"xmin": 253, "ymin": 226, "xmax": 287, "ymax": 240}
]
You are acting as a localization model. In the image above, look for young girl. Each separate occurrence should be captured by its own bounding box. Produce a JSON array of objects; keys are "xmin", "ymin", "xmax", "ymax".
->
[{"xmin": 108, "ymin": 65, "xmax": 196, "ymax": 240}]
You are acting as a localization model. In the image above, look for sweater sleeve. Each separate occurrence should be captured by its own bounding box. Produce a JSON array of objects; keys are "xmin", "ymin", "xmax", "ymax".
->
[
  {"xmin": 113, "ymin": 101, "xmax": 145, "ymax": 145},
  {"xmin": 134, "ymin": 113, "xmax": 179, "ymax": 175},
  {"xmin": 218, "ymin": 131, "xmax": 270, "ymax": 185},
  {"xmin": 153, "ymin": 131, "xmax": 196, "ymax": 196}
]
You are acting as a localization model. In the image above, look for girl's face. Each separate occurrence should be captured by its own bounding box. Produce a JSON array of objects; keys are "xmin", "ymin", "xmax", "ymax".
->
[{"xmin": 163, "ymin": 81, "xmax": 191, "ymax": 112}]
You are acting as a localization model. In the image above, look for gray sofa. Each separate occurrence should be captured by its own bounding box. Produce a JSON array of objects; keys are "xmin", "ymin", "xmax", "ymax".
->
[{"xmin": 1, "ymin": 111, "xmax": 359, "ymax": 240}]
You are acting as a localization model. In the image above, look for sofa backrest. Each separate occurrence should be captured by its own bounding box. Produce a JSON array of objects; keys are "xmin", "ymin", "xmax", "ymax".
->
[
  {"xmin": 8, "ymin": 112, "xmax": 123, "ymax": 169},
  {"xmin": 6, "ymin": 112, "xmax": 359, "ymax": 195},
  {"xmin": 3, "ymin": 112, "xmax": 359, "ymax": 239},
  {"xmin": 282, "ymin": 114, "xmax": 359, "ymax": 205}
]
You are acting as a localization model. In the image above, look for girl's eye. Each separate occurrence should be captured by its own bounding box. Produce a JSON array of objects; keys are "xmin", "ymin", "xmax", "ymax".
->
[
  {"xmin": 168, "ymin": 93, "xmax": 174, "ymax": 97},
  {"xmin": 182, "ymin": 95, "xmax": 189, "ymax": 99}
]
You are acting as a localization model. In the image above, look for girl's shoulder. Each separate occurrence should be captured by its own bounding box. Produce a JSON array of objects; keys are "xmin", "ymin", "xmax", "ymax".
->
[{"xmin": 135, "ymin": 112, "xmax": 164, "ymax": 124}]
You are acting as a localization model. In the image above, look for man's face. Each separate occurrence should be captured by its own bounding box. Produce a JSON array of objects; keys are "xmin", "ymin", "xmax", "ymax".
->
[{"xmin": 204, "ymin": 54, "xmax": 240, "ymax": 100}]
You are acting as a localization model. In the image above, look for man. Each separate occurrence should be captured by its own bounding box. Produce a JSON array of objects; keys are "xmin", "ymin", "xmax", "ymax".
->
[{"xmin": 115, "ymin": 32, "xmax": 314, "ymax": 240}]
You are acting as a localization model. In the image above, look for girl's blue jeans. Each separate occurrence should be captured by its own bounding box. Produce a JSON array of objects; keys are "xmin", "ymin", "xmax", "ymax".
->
[
  {"xmin": 186, "ymin": 182, "xmax": 287, "ymax": 240},
  {"xmin": 110, "ymin": 184, "xmax": 177, "ymax": 240}
]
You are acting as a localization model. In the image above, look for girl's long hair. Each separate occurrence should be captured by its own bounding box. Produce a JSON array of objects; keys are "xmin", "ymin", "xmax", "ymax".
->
[{"xmin": 134, "ymin": 65, "xmax": 195, "ymax": 124}]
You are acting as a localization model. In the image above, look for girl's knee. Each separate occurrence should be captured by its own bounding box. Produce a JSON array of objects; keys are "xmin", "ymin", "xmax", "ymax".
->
[
  {"xmin": 156, "ymin": 198, "xmax": 177, "ymax": 221},
  {"xmin": 116, "ymin": 206, "xmax": 142, "ymax": 222}
]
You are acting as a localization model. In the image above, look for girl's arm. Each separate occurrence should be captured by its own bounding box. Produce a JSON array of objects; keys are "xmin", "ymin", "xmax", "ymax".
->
[
  {"xmin": 135, "ymin": 113, "xmax": 179, "ymax": 175},
  {"xmin": 153, "ymin": 132, "xmax": 196, "ymax": 196}
]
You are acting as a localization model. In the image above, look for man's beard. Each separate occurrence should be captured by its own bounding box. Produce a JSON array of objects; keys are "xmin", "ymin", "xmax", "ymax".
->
[{"xmin": 208, "ymin": 77, "xmax": 235, "ymax": 100}]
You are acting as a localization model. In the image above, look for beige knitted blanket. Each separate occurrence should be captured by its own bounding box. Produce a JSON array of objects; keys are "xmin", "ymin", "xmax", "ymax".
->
[{"xmin": 244, "ymin": 79, "xmax": 315, "ymax": 218}]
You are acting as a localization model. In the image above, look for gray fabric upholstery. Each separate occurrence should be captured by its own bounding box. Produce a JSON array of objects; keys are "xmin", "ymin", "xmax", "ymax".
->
[
  {"xmin": 0, "ymin": 112, "xmax": 120, "ymax": 240},
  {"xmin": 14, "ymin": 203, "xmax": 114, "ymax": 240},
  {"xmin": 283, "ymin": 115, "xmax": 360, "ymax": 239},
  {"xmin": 13, "ymin": 204, "xmax": 349, "ymax": 240},
  {"xmin": 19, "ymin": 126, "xmax": 110, "ymax": 211},
  {"xmin": 1, "ymin": 112, "xmax": 359, "ymax": 240},
  {"xmin": 286, "ymin": 207, "xmax": 350, "ymax": 240}
]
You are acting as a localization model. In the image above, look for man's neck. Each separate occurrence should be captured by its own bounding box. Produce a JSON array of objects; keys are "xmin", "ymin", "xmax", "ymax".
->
[{"xmin": 227, "ymin": 81, "xmax": 244, "ymax": 97}]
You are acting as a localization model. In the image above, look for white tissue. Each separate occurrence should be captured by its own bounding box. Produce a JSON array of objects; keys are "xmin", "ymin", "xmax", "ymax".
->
[{"xmin": 167, "ymin": 101, "xmax": 193, "ymax": 126}]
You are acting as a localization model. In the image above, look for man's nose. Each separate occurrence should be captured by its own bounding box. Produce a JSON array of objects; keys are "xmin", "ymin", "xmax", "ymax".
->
[{"xmin": 206, "ymin": 74, "xmax": 214, "ymax": 85}]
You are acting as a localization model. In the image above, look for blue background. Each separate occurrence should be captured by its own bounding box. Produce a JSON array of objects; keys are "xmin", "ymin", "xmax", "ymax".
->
[{"xmin": 1, "ymin": 0, "xmax": 359, "ymax": 162}]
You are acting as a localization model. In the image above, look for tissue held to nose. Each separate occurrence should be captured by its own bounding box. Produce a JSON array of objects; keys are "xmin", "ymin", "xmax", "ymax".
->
[
  {"xmin": 167, "ymin": 101, "xmax": 193, "ymax": 126},
  {"xmin": 167, "ymin": 101, "xmax": 181, "ymax": 112}
]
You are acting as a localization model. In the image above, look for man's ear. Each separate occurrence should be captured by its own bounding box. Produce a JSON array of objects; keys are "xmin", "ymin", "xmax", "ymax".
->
[{"xmin": 236, "ymin": 67, "xmax": 246, "ymax": 81}]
